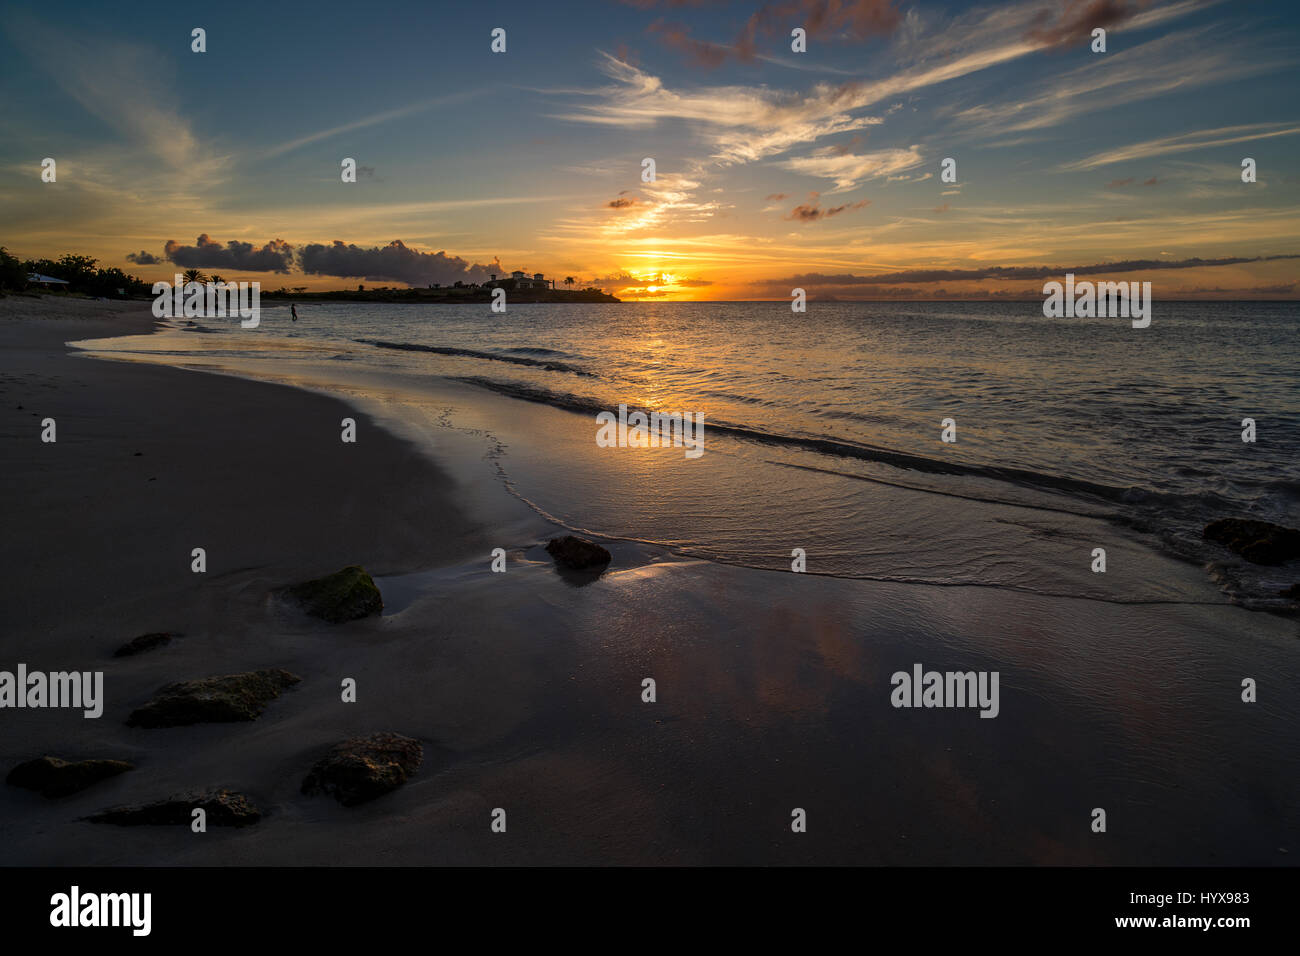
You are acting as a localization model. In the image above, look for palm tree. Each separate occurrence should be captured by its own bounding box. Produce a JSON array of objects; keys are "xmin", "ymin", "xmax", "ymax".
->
[
  {"xmin": 208, "ymin": 274, "xmax": 225, "ymax": 286},
  {"xmin": 182, "ymin": 268, "xmax": 208, "ymax": 284},
  {"xmin": 564, "ymin": 276, "xmax": 575, "ymax": 290}
]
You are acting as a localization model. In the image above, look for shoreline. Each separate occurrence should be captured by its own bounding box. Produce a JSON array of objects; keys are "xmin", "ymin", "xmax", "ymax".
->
[
  {"xmin": 62, "ymin": 295, "xmax": 1299, "ymax": 616},
  {"xmin": 2, "ymin": 297, "xmax": 1298, "ymax": 866}
]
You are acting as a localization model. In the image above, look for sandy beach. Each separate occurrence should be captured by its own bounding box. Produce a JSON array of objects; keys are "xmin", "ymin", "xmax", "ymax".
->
[{"xmin": 1, "ymin": 296, "xmax": 1298, "ymax": 866}]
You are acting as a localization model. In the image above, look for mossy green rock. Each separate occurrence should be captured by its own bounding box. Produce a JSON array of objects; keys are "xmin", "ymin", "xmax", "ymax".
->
[
  {"xmin": 281, "ymin": 565, "xmax": 383, "ymax": 622},
  {"xmin": 301, "ymin": 732, "xmax": 423, "ymax": 807},
  {"xmin": 126, "ymin": 668, "xmax": 300, "ymax": 728},
  {"xmin": 7, "ymin": 756, "xmax": 133, "ymax": 797},
  {"xmin": 87, "ymin": 789, "xmax": 260, "ymax": 827}
]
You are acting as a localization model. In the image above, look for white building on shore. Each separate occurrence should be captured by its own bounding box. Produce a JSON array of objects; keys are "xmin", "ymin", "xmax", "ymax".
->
[{"xmin": 483, "ymin": 270, "xmax": 554, "ymax": 290}]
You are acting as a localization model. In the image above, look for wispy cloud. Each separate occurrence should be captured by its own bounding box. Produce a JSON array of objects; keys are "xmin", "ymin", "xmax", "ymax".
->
[
  {"xmin": 782, "ymin": 144, "xmax": 922, "ymax": 190},
  {"xmin": 597, "ymin": 173, "xmax": 726, "ymax": 234},
  {"xmin": 3, "ymin": 13, "xmax": 218, "ymax": 176},
  {"xmin": 262, "ymin": 91, "xmax": 486, "ymax": 159},
  {"xmin": 565, "ymin": 53, "xmax": 884, "ymax": 165},
  {"xmin": 949, "ymin": 25, "xmax": 1283, "ymax": 136},
  {"xmin": 564, "ymin": 0, "xmax": 1214, "ymax": 179},
  {"xmin": 1062, "ymin": 123, "xmax": 1300, "ymax": 170}
]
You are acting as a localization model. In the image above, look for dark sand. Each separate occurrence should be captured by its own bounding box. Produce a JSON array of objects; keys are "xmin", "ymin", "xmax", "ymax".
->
[
  {"xmin": 2, "ymin": 297, "xmax": 1298, "ymax": 866},
  {"xmin": 1, "ymin": 298, "xmax": 485, "ymax": 634}
]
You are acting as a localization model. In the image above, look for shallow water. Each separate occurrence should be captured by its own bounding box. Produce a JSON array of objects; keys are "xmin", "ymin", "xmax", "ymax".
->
[{"xmin": 76, "ymin": 299, "xmax": 1300, "ymax": 609}]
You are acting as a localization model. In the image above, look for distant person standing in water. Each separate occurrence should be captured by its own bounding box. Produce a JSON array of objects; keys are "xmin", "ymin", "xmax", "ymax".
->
[{"xmin": 291, "ymin": 304, "xmax": 298, "ymax": 322}]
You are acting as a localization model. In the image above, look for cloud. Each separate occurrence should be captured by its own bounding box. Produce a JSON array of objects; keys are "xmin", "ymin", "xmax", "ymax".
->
[
  {"xmin": 785, "ymin": 199, "xmax": 870, "ymax": 221},
  {"xmin": 648, "ymin": 20, "xmax": 730, "ymax": 68},
  {"xmin": 649, "ymin": 0, "xmax": 904, "ymax": 67},
  {"xmin": 597, "ymin": 173, "xmax": 724, "ymax": 234},
  {"xmin": 827, "ymin": 134, "xmax": 867, "ymax": 155},
  {"xmin": 948, "ymin": 24, "xmax": 1281, "ymax": 138},
  {"xmin": 1239, "ymin": 282, "xmax": 1296, "ymax": 294},
  {"xmin": 766, "ymin": 192, "xmax": 790, "ymax": 201},
  {"xmin": 297, "ymin": 239, "xmax": 501, "ymax": 286},
  {"xmin": 587, "ymin": 270, "xmax": 711, "ymax": 292},
  {"xmin": 5, "ymin": 18, "xmax": 206, "ymax": 173},
  {"xmin": 163, "ymin": 235, "xmax": 295, "ymax": 273},
  {"xmin": 262, "ymin": 91, "xmax": 484, "ymax": 159},
  {"xmin": 775, "ymin": 254, "xmax": 1300, "ymax": 285},
  {"xmin": 933, "ymin": 202, "xmax": 950, "ymax": 214},
  {"xmin": 1105, "ymin": 175, "xmax": 1159, "ymax": 189},
  {"xmin": 1062, "ymin": 122, "xmax": 1300, "ymax": 170},
  {"xmin": 571, "ymin": 54, "xmax": 885, "ymax": 165},
  {"xmin": 125, "ymin": 250, "xmax": 162, "ymax": 265},
  {"xmin": 1026, "ymin": 0, "xmax": 1143, "ymax": 50},
  {"xmin": 592, "ymin": 271, "xmax": 663, "ymax": 288},
  {"xmin": 576, "ymin": 12, "xmax": 1211, "ymax": 164},
  {"xmin": 782, "ymin": 144, "xmax": 923, "ymax": 190},
  {"xmin": 1181, "ymin": 281, "xmax": 1297, "ymax": 295},
  {"xmin": 745, "ymin": 0, "xmax": 903, "ymax": 49}
]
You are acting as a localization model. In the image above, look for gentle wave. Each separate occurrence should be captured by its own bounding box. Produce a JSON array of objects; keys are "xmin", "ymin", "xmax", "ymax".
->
[
  {"xmin": 355, "ymin": 338, "xmax": 596, "ymax": 376},
  {"xmin": 503, "ymin": 346, "xmax": 580, "ymax": 358},
  {"xmin": 452, "ymin": 374, "xmax": 1238, "ymax": 520}
]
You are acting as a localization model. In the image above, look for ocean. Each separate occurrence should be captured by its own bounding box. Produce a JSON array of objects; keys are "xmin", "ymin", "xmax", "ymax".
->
[{"xmin": 82, "ymin": 299, "xmax": 1300, "ymax": 610}]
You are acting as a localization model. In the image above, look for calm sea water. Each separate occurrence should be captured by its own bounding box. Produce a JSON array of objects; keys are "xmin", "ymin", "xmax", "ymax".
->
[{"xmin": 114, "ymin": 299, "xmax": 1300, "ymax": 608}]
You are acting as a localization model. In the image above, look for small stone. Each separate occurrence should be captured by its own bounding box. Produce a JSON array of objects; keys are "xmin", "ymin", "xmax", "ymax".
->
[
  {"xmin": 545, "ymin": 535, "xmax": 612, "ymax": 570},
  {"xmin": 86, "ymin": 789, "xmax": 260, "ymax": 826},
  {"xmin": 301, "ymin": 732, "xmax": 423, "ymax": 807},
  {"xmin": 126, "ymin": 668, "xmax": 300, "ymax": 728},
  {"xmin": 279, "ymin": 566, "xmax": 383, "ymax": 623},
  {"xmin": 6, "ymin": 756, "xmax": 133, "ymax": 797},
  {"xmin": 113, "ymin": 632, "xmax": 176, "ymax": 657}
]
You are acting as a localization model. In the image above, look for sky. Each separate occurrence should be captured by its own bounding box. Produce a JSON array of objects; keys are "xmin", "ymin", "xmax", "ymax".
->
[{"xmin": 2, "ymin": 0, "xmax": 1298, "ymax": 300}]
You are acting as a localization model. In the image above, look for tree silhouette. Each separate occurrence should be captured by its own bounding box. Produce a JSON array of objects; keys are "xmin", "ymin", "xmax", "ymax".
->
[
  {"xmin": 564, "ymin": 276, "xmax": 575, "ymax": 290},
  {"xmin": 182, "ymin": 268, "xmax": 208, "ymax": 284}
]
